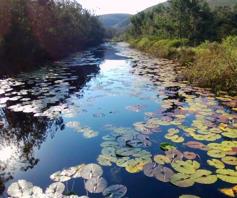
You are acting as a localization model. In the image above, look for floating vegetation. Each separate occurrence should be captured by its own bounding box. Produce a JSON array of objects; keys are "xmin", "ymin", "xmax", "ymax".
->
[{"xmin": 3, "ymin": 43, "xmax": 237, "ymax": 197}]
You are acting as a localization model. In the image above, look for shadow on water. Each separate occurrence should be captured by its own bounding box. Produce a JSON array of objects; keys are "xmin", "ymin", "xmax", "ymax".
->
[{"xmin": 0, "ymin": 45, "xmax": 106, "ymax": 194}]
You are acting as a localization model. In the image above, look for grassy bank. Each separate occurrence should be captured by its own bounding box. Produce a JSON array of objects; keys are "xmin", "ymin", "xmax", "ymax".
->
[{"xmin": 127, "ymin": 36, "xmax": 237, "ymax": 95}]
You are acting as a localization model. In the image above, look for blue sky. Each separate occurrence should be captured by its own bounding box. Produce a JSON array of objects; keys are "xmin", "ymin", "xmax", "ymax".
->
[{"xmin": 79, "ymin": 0, "xmax": 166, "ymax": 15}]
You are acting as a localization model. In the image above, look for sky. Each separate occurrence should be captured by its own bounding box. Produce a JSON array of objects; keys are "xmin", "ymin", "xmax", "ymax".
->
[{"xmin": 78, "ymin": 0, "xmax": 166, "ymax": 15}]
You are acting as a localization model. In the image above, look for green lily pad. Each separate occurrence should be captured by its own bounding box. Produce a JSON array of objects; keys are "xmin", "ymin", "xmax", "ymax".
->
[
  {"xmin": 179, "ymin": 195, "xmax": 200, "ymax": 198},
  {"xmin": 207, "ymin": 159, "xmax": 225, "ymax": 169},
  {"xmin": 170, "ymin": 173, "xmax": 194, "ymax": 187},
  {"xmin": 171, "ymin": 160, "xmax": 200, "ymax": 174},
  {"xmin": 160, "ymin": 142, "xmax": 176, "ymax": 151},
  {"xmin": 207, "ymin": 150, "xmax": 226, "ymax": 158},
  {"xmin": 191, "ymin": 169, "xmax": 217, "ymax": 184},
  {"xmin": 154, "ymin": 155, "xmax": 171, "ymax": 165},
  {"xmin": 222, "ymin": 156, "xmax": 237, "ymax": 166},
  {"xmin": 217, "ymin": 169, "xmax": 237, "ymax": 184}
]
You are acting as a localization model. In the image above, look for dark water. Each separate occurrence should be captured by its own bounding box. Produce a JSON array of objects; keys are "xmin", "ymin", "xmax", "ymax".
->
[{"xmin": 0, "ymin": 43, "xmax": 237, "ymax": 198}]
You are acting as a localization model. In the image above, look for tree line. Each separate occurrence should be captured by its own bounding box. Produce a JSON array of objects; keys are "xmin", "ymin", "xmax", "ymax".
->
[
  {"xmin": 128, "ymin": 0, "xmax": 237, "ymax": 45},
  {"xmin": 0, "ymin": 0, "xmax": 105, "ymax": 71}
]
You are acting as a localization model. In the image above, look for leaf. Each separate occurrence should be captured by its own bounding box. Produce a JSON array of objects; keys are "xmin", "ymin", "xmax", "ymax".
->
[
  {"xmin": 191, "ymin": 169, "xmax": 217, "ymax": 184},
  {"xmin": 207, "ymin": 159, "xmax": 225, "ymax": 169},
  {"xmin": 170, "ymin": 173, "xmax": 194, "ymax": 187},
  {"xmin": 160, "ymin": 142, "xmax": 176, "ymax": 151},
  {"xmin": 46, "ymin": 182, "xmax": 65, "ymax": 195},
  {"xmin": 154, "ymin": 155, "xmax": 171, "ymax": 165},
  {"xmin": 219, "ymin": 187, "xmax": 236, "ymax": 198},
  {"xmin": 179, "ymin": 195, "xmax": 200, "ymax": 198},
  {"xmin": 222, "ymin": 156, "xmax": 237, "ymax": 166},
  {"xmin": 7, "ymin": 180, "xmax": 34, "ymax": 198},
  {"xmin": 183, "ymin": 152, "xmax": 197, "ymax": 160},
  {"xmin": 154, "ymin": 166, "xmax": 174, "ymax": 182},
  {"xmin": 85, "ymin": 177, "xmax": 107, "ymax": 193},
  {"xmin": 217, "ymin": 169, "xmax": 237, "ymax": 184},
  {"xmin": 103, "ymin": 184, "xmax": 127, "ymax": 198},
  {"xmin": 184, "ymin": 141, "xmax": 207, "ymax": 150},
  {"xmin": 143, "ymin": 162, "xmax": 159, "ymax": 177},
  {"xmin": 171, "ymin": 160, "xmax": 200, "ymax": 174},
  {"xmin": 207, "ymin": 150, "xmax": 226, "ymax": 158},
  {"xmin": 80, "ymin": 164, "xmax": 103, "ymax": 179}
]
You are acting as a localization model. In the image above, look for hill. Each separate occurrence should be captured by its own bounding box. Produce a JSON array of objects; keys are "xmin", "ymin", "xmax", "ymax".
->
[{"xmin": 98, "ymin": 14, "xmax": 131, "ymax": 30}]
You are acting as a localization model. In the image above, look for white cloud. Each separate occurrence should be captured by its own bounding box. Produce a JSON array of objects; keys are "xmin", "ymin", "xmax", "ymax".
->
[{"xmin": 78, "ymin": 0, "xmax": 166, "ymax": 15}]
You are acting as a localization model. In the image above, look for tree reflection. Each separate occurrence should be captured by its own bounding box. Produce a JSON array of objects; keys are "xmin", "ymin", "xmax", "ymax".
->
[{"xmin": 0, "ymin": 46, "xmax": 105, "ymax": 194}]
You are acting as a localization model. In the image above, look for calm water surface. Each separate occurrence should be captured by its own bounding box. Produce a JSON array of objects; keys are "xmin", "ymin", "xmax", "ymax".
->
[{"xmin": 0, "ymin": 43, "xmax": 237, "ymax": 198}]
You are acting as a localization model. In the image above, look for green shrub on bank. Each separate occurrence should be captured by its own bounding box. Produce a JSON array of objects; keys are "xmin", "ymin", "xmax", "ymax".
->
[
  {"xmin": 185, "ymin": 36, "xmax": 237, "ymax": 94},
  {"xmin": 128, "ymin": 36, "xmax": 237, "ymax": 94}
]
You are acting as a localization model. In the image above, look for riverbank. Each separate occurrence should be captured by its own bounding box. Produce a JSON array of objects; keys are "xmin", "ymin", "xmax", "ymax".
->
[{"xmin": 127, "ymin": 36, "xmax": 237, "ymax": 95}]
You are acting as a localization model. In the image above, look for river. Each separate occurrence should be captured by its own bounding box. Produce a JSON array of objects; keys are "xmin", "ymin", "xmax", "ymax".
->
[{"xmin": 0, "ymin": 43, "xmax": 237, "ymax": 198}]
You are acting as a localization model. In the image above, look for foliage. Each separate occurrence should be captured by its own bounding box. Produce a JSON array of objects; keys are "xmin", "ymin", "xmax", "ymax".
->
[{"xmin": 0, "ymin": 0, "xmax": 104, "ymax": 70}]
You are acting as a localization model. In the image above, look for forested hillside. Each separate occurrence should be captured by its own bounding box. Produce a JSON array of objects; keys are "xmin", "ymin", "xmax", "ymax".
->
[
  {"xmin": 0, "ymin": 0, "xmax": 104, "ymax": 71},
  {"xmin": 125, "ymin": 0, "xmax": 237, "ymax": 94},
  {"xmin": 98, "ymin": 14, "xmax": 131, "ymax": 29}
]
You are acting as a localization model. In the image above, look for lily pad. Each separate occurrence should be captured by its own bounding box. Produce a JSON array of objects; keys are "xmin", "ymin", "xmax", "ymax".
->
[
  {"xmin": 7, "ymin": 180, "xmax": 34, "ymax": 198},
  {"xmin": 81, "ymin": 164, "xmax": 103, "ymax": 179},
  {"xmin": 160, "ymin": 142, "xmax": 176, "ymax": 151},
  {"xmin": 222, "ymin": 156, "xmax": 237, "ymax": 166},
  {"xmin": 85, "ymin": 177, "xmax": 107, "ymax": 193},
  {"xmin": 143, "ymin": 162, "xmax": 159, "ymax": 177},
  {"xmin": 171, "ymin": 160, "xmax": 200, "ymax": 174},
  {"xmin": 191, "ymin": 169, "xmax": 217, "ymax": 184},
  {"xmin": 207, "ymin": 150, "xmax": 226, "ymax": 158},
  {"xmin": 183, "ymin": 152, "xmax": 197, "ymax": 160},
  {"xmin": 207, "ymin": 159, "xmax": 225, "ymax": 169},
  {"xmin": 154, "ymin": 166, "xmax": 174, "ymax": 182},
  {"xmin": 154, "ymin": 155, "xmax": 171, "ymax": 165},
  {"xmin": 217, "ymin": 169, "xmax": 237, "ymax": 184},
  {"xmin": 45, "ymin": 182, "xmax": 65, "ymax": 195},
  {"xmin": 170, "ymin": 173, "xmax": 194, "ymax": 187},
  {"xmin": 103, "ymin": 184, "xmax": 127, "ymax": 198}
]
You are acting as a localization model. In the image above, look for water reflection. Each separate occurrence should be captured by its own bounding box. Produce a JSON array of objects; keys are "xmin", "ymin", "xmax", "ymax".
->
[{"xmin": 0, "ymin": 45, "xmax": 105, "ymax": 193}]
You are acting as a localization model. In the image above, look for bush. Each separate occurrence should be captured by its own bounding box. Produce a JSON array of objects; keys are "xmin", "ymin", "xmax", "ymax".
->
[{"xmin": 184, "ymin": 36, "xmax": 237, "ymax": 94}]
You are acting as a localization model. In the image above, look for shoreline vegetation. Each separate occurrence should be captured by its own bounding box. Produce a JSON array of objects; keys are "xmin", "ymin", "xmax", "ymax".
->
[
  {"xmin": 124, "ymin": 0, "xmax": 237, "ymax": 95},
  {"xmin": 0, "ymin": 0, "xmax": 104, "ymax": 73}
]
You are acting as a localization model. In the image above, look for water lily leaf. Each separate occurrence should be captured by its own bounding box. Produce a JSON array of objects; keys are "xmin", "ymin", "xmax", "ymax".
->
[
  {"xmin": 85, "ymin": 177, "xmax": 107, "ymax": 193},
  {"xmin": 207, "ymin": 150, "xmax": 226, "ymax": 158},
  {"xmin": 143, "ymin": 162, "xmax": 159, "ymax": 177},
  {"xmin": 179, "ymin": 195, "xmax": 200, "ymax": 198},
  {"xmin": 219, "ymin": 185, "xmax": 237, "ymax": 198},
  {"xmin": 72, "ymin": 164, "xmax": 86, "ymax": 178},
  {"xmin": 125, "ymin": 159, "xmax": 145, "ymax": 173},
  {"xmin": 171, "ymin": 160, "xmax": 200, "ymax": 174},
  {"xmin": 160, "ymin": 142, "xmax": 176, "ymax": 151},
  {"xmin": 45, "ymin": 182, "xmax": 65, "ymax": 195},
  {"xmin": 97, "ymin": 155, "xmax": 113, "ymax": 166},
  {"xmin": 154, "ymin": 155, "xmax": 171, "ymax": 165},
  {"xmin": 7, "ymin": 180, "xmax": 34, "ymax": 198},
  {"xmin": 81, "ymin": 164, "xmax": 103, "ymax": 179},
  {"xmin": 165, "ymin": 149, "xmax": 183, "ymax": 162},
  {"xmin": 154, "ymin": 166, "xmax": 174, "ymax": 182},
  {"xmin": 217, "ymin": 169, "xmax": 237, "ymax": 184},
  {"xmin": 184, "ymin": 141, "xmax": 207, "ymax": 150},
  {"xmin": 116, "ymin": 157, "xmax": 130, "ymax": 167},
  {"xmin": 170, "ymin": 173, "xmax": 194, "ymax": 187},
  {"xmin": 183, "ymin": 152, "xmax": 197, "ymax": 160},
  {"xmin": 222, "ymin": 156, "xmax": 237, "ymax": 166},
  {"xmin": 191, "ymin": 169, "xmax": 217, "ymax": 184},
  {"xmin": 103, "ymin": 184, "xmax": 127, "ymax": 198},
  {"xmin": 207, "ymin": 159, "xmax": 225, "ymax": 169}
]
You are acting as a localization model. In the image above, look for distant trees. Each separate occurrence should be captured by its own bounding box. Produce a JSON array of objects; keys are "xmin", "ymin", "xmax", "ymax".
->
[
  {"xmin": 128, "ymin": 0, "xmax": 237, "ymax": 45},
  {"xmin": 0, "ymin": 0, "xmax": 104, "ymax": 69}
]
